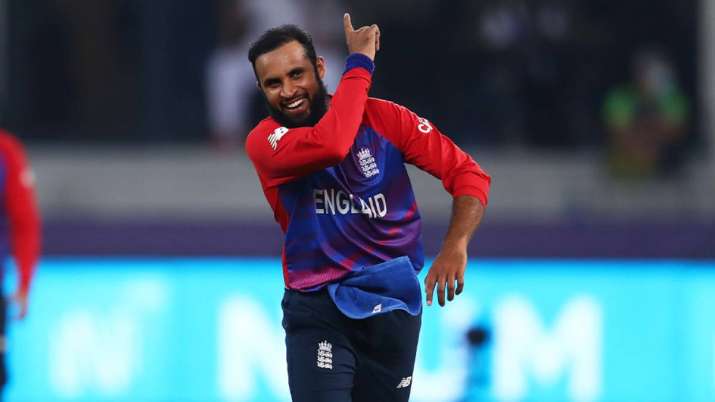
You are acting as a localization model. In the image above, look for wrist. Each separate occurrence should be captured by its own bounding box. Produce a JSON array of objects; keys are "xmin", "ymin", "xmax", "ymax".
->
[
  {"xmin": 442, "ymin": 237, "xmax": 468, "ymax": 253},
  {"xmin": 344, "ymin": 53, "xmax": 375, "ymax": 75}
]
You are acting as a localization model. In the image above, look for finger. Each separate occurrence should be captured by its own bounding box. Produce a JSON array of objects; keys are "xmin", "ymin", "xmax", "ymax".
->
[
  {"xmin": 447, "ymin": 273, "xmax": 456, "ymax": 302},
  {"xmin": 437, "ymin": 276, "xmax": 446, "ymax": 306},
  {"xmin": 456, "ymin": 274, "xmax": 465, "ymax": 295},
  {"xmin": 374, "ymin": 25, "xmax": 381, "ymax": 51},
  {"xmin": 343, "ymin": 13, "xmax": 354, "ymax": 33},
  {"xmin": 425, "ymin": 273, "xmax": 437, "ymax": 306}
]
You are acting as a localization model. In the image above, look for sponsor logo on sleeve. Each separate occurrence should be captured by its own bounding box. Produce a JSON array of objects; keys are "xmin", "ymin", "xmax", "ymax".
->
[
  {"xmin": 417, "ymin": 117, "xmax": 432, "ymax": 134},
  {"xmin": 267, "ymin": 127, "xmax": 289, "ymax": 150}
]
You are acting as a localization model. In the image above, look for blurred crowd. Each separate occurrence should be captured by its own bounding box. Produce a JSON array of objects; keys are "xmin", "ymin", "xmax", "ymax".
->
[{"xmin": 0, "ymin": 0, "xmax": 698, "ymax": 178}]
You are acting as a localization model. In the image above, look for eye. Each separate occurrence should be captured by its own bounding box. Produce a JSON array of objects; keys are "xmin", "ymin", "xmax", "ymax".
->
[{"xmin": 290, "ymin": 70, "xmax": 303, "ymax": 79}]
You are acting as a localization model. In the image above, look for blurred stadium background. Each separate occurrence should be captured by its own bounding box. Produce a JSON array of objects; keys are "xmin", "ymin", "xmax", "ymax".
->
[{"xmin": 1, "ymin": 0, "xmax": 714, "ymax": 401}]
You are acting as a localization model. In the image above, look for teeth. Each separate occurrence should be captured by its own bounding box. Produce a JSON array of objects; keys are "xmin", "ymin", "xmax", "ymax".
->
[{"xmin": 286, "ymin": 99, "xmax": 303, "ymax": 109}]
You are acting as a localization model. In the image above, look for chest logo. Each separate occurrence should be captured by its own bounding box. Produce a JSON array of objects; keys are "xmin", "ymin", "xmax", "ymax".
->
[{"xmin": 357, "ymin": 147, "xmax": 380, "ymax": 178}]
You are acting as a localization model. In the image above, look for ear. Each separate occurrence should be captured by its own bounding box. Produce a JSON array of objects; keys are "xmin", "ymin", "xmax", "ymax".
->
[
  {"xmin": 316, "ymin": 56, "xmax": 326, "ymax": 80},
  {"xmin": 255, "ymin": 80, "xmax": 262, "ymax": 90}
]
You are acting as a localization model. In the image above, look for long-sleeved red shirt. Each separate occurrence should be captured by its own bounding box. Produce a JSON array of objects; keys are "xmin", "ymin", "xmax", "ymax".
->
[
  {"xmin": 246, "ymin": 58, "xmax": 490, "ymax": 290},
  {"xmin": 0, "ymin": 130, "xmax": 40, "ymax": 295}
]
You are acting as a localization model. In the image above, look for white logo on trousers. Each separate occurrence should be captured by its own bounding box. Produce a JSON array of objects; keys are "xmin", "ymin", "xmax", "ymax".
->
[
  {"xmin": 396, "ymin": 376, "xmax": 412, "ymax": 388},
  {"xmin": 317, "ymin": 340, "xmax": 333, "ymax": 369}
]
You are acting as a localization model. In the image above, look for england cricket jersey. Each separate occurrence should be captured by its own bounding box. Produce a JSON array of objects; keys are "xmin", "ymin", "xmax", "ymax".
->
[{"xmin": 246, "ymin": 54, "xmax": 490, "ymax": 291}]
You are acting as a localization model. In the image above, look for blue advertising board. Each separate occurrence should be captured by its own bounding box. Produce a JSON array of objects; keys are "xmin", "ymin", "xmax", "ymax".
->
[{"xmin": 5, "ymin": 258, "xmax": 715, "ymax": 402}]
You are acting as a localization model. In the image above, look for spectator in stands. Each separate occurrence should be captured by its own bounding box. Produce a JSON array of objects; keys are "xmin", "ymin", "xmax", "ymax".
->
[{"xmin": 603, "ymin": 48, "xmax": 690, "ymax": 178}]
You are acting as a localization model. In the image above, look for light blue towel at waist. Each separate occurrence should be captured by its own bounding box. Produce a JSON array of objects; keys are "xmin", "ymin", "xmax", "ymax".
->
[{"xmin": 326, "ymin": 256, "xmax": 422, "ymax": 319}]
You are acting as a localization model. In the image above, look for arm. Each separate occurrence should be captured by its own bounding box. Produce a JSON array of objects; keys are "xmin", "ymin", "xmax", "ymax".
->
[
  {"xmin": 424, "ymin": 196, "xmax": 484, "ymax": 306},
  {"xmin": 368, "ymin": 100, "xmax": 490, "ymax": 205},
  {"xmin": 0, "ymin": 134, "xmax": 41, "ymax": 319},
  {"xmin": 366, "ymin": 101, "xmax": 491, "ymax": 306}
]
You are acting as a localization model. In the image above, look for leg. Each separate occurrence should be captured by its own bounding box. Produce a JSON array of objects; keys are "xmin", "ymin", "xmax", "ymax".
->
[
  {"xmin": 351, "ymin": 310, "xmax": 421, "ymax": 402},
  {"xmin": 282, "ymin": 290, "xmax": 357, "ymax": 402}
]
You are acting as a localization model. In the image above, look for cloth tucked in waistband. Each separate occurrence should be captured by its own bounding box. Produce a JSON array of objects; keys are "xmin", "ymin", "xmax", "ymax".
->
[{"xmin": 326, "ymin": 256, "xmax": 422, "ymax": 319}]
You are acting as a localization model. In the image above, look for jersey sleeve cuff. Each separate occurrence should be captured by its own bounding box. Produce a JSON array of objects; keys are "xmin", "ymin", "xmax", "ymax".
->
[
  {"xmin": 344, "ymin": 53, "xmax": 375, "ymax": 75},
  {"xmin": 450, "ymin": 173, "xmax": 491, "ymax": 206},
  {"xmin": 453, "ymin": 188, "xmax": 489, "ymax": 207}
]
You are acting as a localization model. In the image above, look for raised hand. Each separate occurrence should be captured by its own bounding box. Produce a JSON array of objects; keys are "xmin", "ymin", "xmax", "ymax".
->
[{"xmin": 343, "ymin": 13, "xmax": 380, "ymax": 61}]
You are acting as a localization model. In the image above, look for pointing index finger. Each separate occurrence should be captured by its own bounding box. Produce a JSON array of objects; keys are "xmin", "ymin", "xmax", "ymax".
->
[{"xmin": 343, "ymin": 13, "xmax": 354, "ymax": 33}]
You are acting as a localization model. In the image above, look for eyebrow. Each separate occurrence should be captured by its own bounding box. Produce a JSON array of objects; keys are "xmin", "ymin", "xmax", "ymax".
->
[
  {"xmin": 288, "ymin": 67, "xmax": 305, "ymax": 76},
  {"xmin": 263, "ymin": 77, "xmax": 281, "ymax": 87},
  {"xmin": 262, "ymin": 66, "xmax": 306, "ymax": 87}
]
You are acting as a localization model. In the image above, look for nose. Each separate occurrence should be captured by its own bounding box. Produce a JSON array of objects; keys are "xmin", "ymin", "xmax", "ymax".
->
[{"xmin": 280, "ymin": 81, "xmax": 297, "ymax": 99}]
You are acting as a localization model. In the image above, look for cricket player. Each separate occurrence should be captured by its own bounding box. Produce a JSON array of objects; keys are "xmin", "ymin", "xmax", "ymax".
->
[
  {"xmin": 245, "ymin": 14, "xmax": 490, "ymax": 402},
  {"xmin": 0, "ymin": 129, "xmax": 40, "ymax": 397}
]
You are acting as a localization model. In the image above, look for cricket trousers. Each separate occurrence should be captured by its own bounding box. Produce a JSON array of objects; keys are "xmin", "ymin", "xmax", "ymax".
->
[{"xmin": 282, "ymin": 288, "xmax": 421, "ymax": 402}]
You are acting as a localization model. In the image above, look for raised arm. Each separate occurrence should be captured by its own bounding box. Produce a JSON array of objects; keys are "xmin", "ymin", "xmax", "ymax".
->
[{"xmin": 246, "ymin": 14, "xmax": 381, "ymax": 185}]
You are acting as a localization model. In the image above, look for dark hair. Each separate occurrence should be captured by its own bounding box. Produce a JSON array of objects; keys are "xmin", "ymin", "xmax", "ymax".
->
[{"xmin": 248, "ymin": 25, "xmax": 318, "ymax": 74}]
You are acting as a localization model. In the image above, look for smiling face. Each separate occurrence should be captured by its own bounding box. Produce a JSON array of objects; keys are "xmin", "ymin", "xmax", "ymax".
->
[{"xmin": 254, "ymin": 40, "xmax": 328, "ymax": 128}]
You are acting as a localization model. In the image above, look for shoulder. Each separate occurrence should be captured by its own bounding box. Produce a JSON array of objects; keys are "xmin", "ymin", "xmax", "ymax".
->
[
  {"xmin": 0, "ymin": 130, "xmax": 26, "ymax": 156},
  {"xmin": 366, "ymin": 97, "xmax": 407, "ymax": 113},
  {"xmin": 365, "ymin": 97, "xmax": 412, "ymax": 126},
  {"xmin": 246, "ymin": 117, "xmax": 278, "ymax": 139},
  {"xmin": 366, "ymin": 97, "xmax": 421, "ymax": 121}
]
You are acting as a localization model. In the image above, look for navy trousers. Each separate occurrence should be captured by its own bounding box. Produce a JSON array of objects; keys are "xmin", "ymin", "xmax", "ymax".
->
[{"xmin": 282, "ymin": 288, "xmax": 421, "ymax": 402}]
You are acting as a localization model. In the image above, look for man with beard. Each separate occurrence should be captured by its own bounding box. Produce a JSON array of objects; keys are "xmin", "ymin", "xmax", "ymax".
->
[{"xmin": 245, "ymin": 14, "xmax": 491, "ymax": 402}]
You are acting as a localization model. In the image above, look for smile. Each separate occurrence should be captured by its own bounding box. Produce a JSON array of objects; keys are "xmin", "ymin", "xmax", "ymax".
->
[{"xmin": 284, "ymin": 98, "xmax": 306, "ymax": 110}]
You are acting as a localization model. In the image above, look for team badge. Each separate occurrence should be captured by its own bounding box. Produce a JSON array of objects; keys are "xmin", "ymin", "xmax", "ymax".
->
[
  {"xmin": 317, "ymin": 340, "xmax": 333, "ymax": 369},
  {"xmin": 357, "ymin": 148, "xmax": 380, "ymax": 178}
]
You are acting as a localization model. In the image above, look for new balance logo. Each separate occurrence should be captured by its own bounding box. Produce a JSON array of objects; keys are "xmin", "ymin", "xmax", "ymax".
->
[
  {"xmin": 356, "ymin": 147, "xmax": 379, "ymax": 178},
  {"xmin": 396, "ymin": 376, "xmax": 412, "ymax": 389},
  {"xmin": 317, "ymin": 340, "xmax": 333, "ymax": 369},
  {"xmin": 372, "ymin": 303, "xmax": 382, "ymax": 313},
  {"xmin": 267, "ymin": 127, "xmax": 289, "ymax": 150}
]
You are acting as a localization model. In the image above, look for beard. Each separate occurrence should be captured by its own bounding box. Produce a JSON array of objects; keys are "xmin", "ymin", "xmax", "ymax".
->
[{"xmin": 265, "ymin": 78, "xmax": 329, "ymax": 128}]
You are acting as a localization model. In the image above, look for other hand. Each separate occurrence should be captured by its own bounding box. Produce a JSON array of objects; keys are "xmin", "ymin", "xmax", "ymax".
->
[{"xmin": 424, "ymin": 246, "xmax": 467, "ymax": 307}]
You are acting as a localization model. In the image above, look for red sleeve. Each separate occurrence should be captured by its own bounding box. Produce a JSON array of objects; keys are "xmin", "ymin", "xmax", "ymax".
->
[
  {"xmin": 0, "ymin": 132, "xmax": 41, "ymax": 294},
  {"xmin": 367, "ymin": 99, "xmax": 491, "ymax": 206},
  {"xmin": 245, "ymin": 67, "xmax": 372, "ymax": 186}
]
